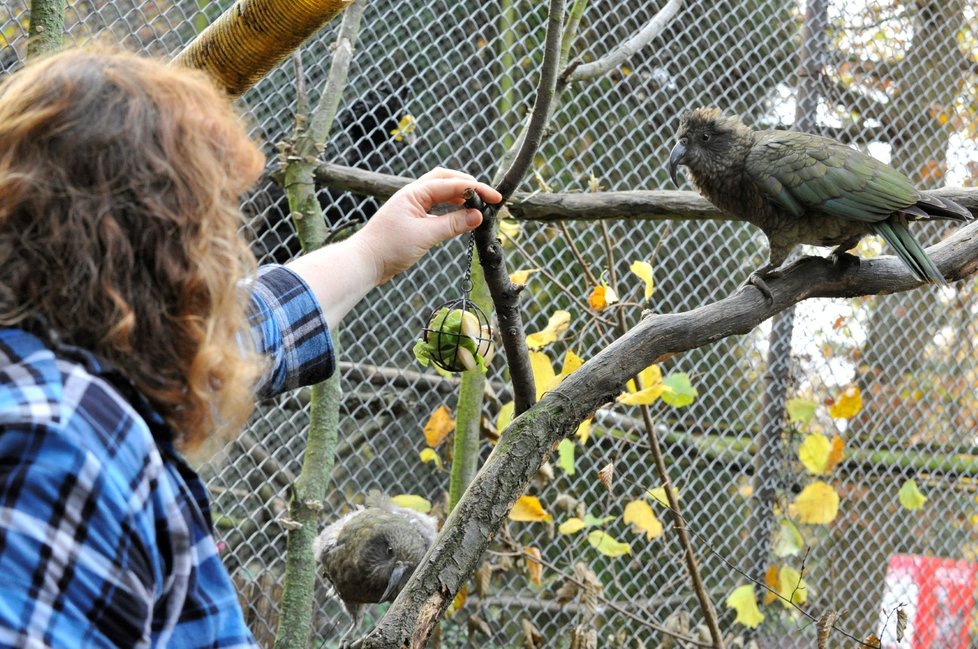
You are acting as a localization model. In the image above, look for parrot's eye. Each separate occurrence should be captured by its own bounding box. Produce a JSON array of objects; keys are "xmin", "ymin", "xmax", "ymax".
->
[
  {"xmin": 387, "ymin": 545, "xmax": 394, "ymax": 556},
  {"xmin": 701, "ymin": 132, "xmax": 712, "ymax": 142}
]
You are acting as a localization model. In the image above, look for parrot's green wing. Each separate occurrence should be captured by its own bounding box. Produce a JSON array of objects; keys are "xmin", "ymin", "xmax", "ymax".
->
[{"xmin": 746, "ymin": 130, "xmax": 919, "ymax": 223}]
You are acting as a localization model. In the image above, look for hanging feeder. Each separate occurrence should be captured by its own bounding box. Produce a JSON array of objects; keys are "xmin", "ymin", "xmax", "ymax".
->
[{"xmin": 412, "ymin": 232, "xmax": 496, "ymax": 373}]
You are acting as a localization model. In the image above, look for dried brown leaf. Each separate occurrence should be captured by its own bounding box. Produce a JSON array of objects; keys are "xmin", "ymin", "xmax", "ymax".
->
[{"xmin": 596, "ymin": 462, "xmax": 614, "ymax": 493}]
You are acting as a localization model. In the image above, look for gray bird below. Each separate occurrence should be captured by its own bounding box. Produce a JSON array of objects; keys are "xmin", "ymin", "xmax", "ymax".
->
[{"xmin": 315, "ymin": 500, "xmax": 438, "ymax": 647}]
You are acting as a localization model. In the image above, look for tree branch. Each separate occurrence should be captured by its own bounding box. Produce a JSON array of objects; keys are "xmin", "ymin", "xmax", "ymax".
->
[
  {"xmin": 348, "ymin": 213, "xmax": 978, "ymax": 648},
  {"xmin": 565, "ymin": 0, "xmax": 684, "ymax": 83},
  {"xmin": 470, "ymin": 0, "xmax": 566, "ymax": 420},
  {"xmin": 312, "ymin": 163, "xmax": 978, "ymax": 222},
  {"xmin": 26, "ymin": 0, "xmax": 66, "ymax": 58}
]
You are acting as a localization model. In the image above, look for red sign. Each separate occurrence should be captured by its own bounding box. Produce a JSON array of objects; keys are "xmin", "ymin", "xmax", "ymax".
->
[{"xmin": 880, "ymin": 554, "xmax": 977, "ymax": 648}]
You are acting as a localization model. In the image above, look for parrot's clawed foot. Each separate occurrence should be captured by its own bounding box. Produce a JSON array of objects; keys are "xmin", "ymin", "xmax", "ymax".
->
[
  {"xmin": 829, "ymin": 250, "xmax": 860, "ymax": 273},
  {"xmin": 744, "ymin": 265, "xmax": 780, "ymax": 304}
]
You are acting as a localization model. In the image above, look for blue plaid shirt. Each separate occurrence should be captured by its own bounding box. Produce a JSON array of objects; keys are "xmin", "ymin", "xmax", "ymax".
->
[{"xmin": 0, "ymin": 266, "xmax": 333, "ymax": 648}]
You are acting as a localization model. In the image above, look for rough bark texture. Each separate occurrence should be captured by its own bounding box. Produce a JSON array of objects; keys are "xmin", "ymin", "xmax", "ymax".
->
[
  {"xmin": 348, "ymin": 221, "xmax": 978, "ymax": 647},
  {"xmin": 175, "ymin": 0, "xmax": 354, "ymax": 97},
  {"xmin": 313, "ymin": 163, "xmax": 978, "ymax": 223},
  {"xmin": 273, "ymin": 4, "xmax": 364, "ymax": 647},
  {"xmin": 26, "ymin": 0, "xmax": 66, "ymax": 58}
]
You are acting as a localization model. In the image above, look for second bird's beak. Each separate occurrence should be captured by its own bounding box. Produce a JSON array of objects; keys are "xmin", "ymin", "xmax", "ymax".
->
[
  {"xmin": 381, "ymin": 561, "xmax": 408, "ymax": 602},
  {"xmin": 668, "ymin": 141, "xmax": 687, "ymax": 187}
]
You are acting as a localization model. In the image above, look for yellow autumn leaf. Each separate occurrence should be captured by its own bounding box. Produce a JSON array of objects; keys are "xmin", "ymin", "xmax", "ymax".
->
[
  {"xmin": 763, "ymin": 565, "xmax": 780, "ymax": 605},
  {"xmin": 587, "ymin": 530, "xmax": 631, "ymax": 557},
  {"xmin": 423, "ymin": 405, "xmax": 455, "ymax": 448},
  {"xmin": 558, "ymin": 517, "xmax": 587, "ymax": 535},
  {"xmin": 898, "ymin": 479, "xmax": 927, "ymax": 511},
  {"xmin": 529, "ymin": 351, "xmax": 560, "ymax": 399},
  {"xmin": 389, "ymin": 113, "xmax": 417, "ymax": 142},
  {"xmin": 525, "ymin": 310, "xmax": 571, "ymax": 350},
  {"xmin": 418, "ymin": 448, "xmax": 443, "ymax": 469},
  {"xmin": 575, "ymin": 418, "xmax": 592, "ymax": 445},
  {"xmin": 588, "ymin": 281, "xmax": 619, "ymax": 312},
  {"xmin": 829, "ymin": 385, "xmax": 862, "ymax": 419},
  {"xmin": 509, "ymin": 495, "xmax": 552, "ymax": 522},
  {"xmin": 524, "ymin": 547, "xmax": 543, "ymax": 586},
  {"xmin": 498, "ymin": 218, "xmax": 521, "ymax": 245},
  {"xmin": 646, "ymin": 486, "xmax": 679, "ymax": 506},
  {"xmin": 560, "ymin": 349, "xmax": 585, "ymax": 376},
  {"xmin": 799, "ymin": 433, "xmax": 832, "ymax": 475},
  {"xmin": 778, "ymin": 566, "xmax": 807, "ymax": 607},
  {"xmin": 826, "ymin": 434, "xmax": 845, "ymax": 472},
  {"xmin": 789, "ymin": 481, "xmax": 840, "ymax": 524},
  {"xmin": 630, "ymin": 260, "xmax": 655, "ymax": 300},
  {"xmin": 448, "ymin": 585, "xmax": 467, "ymax": 615},
  {"xmin": 726, "ymin": 584, "xmax": 764, "ymax": 628},
  {"xmin": 496, "ymin": 401, "xmax": 514, "ymax": 435},
  {"xmin": 510, "ymin": 268, "xmax": 542, "ymax": 286},
  {"xmin": 623, "ymin": 500, "xmax": 664, "ymax": 540},
  {"xmin": 390, "ymin": 494, "xmax": 432, "ymax": 513},
  {"xmin": 617, "ymin": 364, "xmax": 668, "ymax": 405}
]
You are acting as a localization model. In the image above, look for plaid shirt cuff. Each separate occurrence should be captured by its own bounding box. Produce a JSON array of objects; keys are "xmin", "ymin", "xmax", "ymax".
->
[{"xmin": 248, "ymin": 265, "xmax": 334, "ymax": 397}]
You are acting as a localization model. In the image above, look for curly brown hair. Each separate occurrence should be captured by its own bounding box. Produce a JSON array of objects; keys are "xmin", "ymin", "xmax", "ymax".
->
[{"xmin": 0, "ymin": 47, "xmax": 267, "ymax": 448}]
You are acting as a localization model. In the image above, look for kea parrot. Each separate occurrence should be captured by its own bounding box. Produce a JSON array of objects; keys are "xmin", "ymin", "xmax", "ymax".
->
[
  {"xmin": 314, "ymin": 500, "xmax": 437, "ymax": 646},
  {"xmin": 668, "ymin": 107, "xmax": 972, "ymax": 297}
]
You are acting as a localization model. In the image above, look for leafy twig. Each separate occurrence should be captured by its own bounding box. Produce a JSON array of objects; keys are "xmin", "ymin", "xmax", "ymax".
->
[{"xmin": 488, "ymin": 548, "xmax": 712, "ymax": 647}]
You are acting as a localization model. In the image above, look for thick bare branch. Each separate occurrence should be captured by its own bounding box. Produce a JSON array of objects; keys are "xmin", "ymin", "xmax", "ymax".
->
[{"xmin": 313, "ymin": 163, "xmax": 978, "ymax": 222}]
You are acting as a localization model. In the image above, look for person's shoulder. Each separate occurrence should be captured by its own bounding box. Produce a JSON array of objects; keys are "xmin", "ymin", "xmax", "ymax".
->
[{"xmin": 0, "ymin": 328, "xmax": 163, "ymax": 487}]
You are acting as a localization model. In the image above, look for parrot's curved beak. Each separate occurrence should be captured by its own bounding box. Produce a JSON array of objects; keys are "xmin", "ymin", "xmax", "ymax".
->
[
  {"xmin": 668, "ymin": 140, "xmax": 687, "ymax": 187},
  {"xmin": 381, "ymin": 561, "xmax": 408, "ymax": 602}
]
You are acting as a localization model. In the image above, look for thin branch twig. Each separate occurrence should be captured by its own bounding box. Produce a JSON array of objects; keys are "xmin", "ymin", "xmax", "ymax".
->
[{"xmin": 564, "ymin": 0, "xmax": 685, "ymax": 83}]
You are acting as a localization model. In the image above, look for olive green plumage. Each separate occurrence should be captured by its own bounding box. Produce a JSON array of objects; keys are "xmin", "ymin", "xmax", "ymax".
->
[
  {"xmin": 315, "ymin": 501, "xmax": 437, "ymax": 646},
  {"xmin": 668, "ymin": 107, "xmax": 972, "ymax": 288}
]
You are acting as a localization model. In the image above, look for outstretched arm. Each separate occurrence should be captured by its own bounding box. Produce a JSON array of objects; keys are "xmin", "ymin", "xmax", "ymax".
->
[{"xmin": 286, "ymin": 168, "xmax": 501, "ymax": 328}]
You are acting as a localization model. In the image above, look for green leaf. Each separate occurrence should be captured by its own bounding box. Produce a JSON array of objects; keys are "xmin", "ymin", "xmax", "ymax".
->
[
  {"xmin": 557, "ymin": 438, "xmax": 575, "ymax": 475},
  {"xmin": 582, "ymin": 514, "xmax": 615, "ymax": 527},
  {"xmin": 898, "ymin": 479, "xmax": 927, "ymax": 511},
  {"xmin": 661, "ymin": 372, "xmax": 697, "ymax": 408},
  {"xmin": 773, "ymin": 519, "xmax": 804, "ymax": 558},
  {"xmin": 787, "ymin": 398, "xmax": 816, "ymax": 426},
  {"xmin": 587, "ymin": 531, "xmax": 631, "ymax": 557}
]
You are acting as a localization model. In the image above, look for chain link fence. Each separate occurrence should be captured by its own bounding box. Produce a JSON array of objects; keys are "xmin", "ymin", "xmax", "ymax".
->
[{"xmin": 3, "ymin": 0, "xmax": 978, "ymax": 646}]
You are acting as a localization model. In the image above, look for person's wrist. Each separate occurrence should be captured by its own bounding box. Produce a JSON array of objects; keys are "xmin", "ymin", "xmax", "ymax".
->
[{"xmin": 347, "ymin": 229, "xmax": 389, "ymax": 287}]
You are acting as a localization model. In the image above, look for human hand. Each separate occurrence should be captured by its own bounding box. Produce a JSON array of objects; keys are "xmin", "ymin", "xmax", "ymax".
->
[{"xmin": 353, "ymin": 168, "xmax": 502, "ymax": 284}]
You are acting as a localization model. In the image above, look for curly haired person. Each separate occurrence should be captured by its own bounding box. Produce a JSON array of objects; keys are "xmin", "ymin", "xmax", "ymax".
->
[{"xmin": 0, "ymin": 47, "xmax": 500, "ymax": 648}]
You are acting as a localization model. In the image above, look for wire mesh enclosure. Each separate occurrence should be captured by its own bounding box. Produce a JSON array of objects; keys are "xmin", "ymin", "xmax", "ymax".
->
[{"xmin": 3, "ymin": 0, "xmax": 978, "ymax": 647}]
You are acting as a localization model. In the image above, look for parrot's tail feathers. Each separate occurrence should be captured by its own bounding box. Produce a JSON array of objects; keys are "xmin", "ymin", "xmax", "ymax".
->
[
  {"xmin": 913, "ymin": 195, "xmax": 973, "ymax": 222},
  {"xmin": 873, "ymin": 222, "xmax": 947, "ymax": 286}
]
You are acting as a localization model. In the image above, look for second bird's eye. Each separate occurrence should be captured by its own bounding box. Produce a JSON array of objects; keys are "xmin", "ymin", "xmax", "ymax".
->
[
  {"xmin": 701, "ymin": 132, "xmax": 712, "ymax": 142},
  {"xmin": 387, "ymin": 545, "xmax": 394, "ymax": 556}
]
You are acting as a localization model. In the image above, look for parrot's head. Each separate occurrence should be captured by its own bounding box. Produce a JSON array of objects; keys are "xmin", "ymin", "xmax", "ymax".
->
[
  {"xmin": 358, "ymin": 517, "xmax": 431, "ymax": 603},
  {"xmin": 669, "ymin": 107, "xmax": 753, "ymax": 187}
]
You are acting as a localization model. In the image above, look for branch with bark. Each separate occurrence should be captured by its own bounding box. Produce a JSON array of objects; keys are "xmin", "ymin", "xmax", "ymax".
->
[
  {"xmin": 564, "ymin": 0, "xmax": 684, "ymax": 83},
  {"xmin": 347, "ymin": 197, "xmax": 978, "ymax": 647},
  {"xmin": 312, "ymin": 162, "xmax": 978, "ymax": 222}
]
